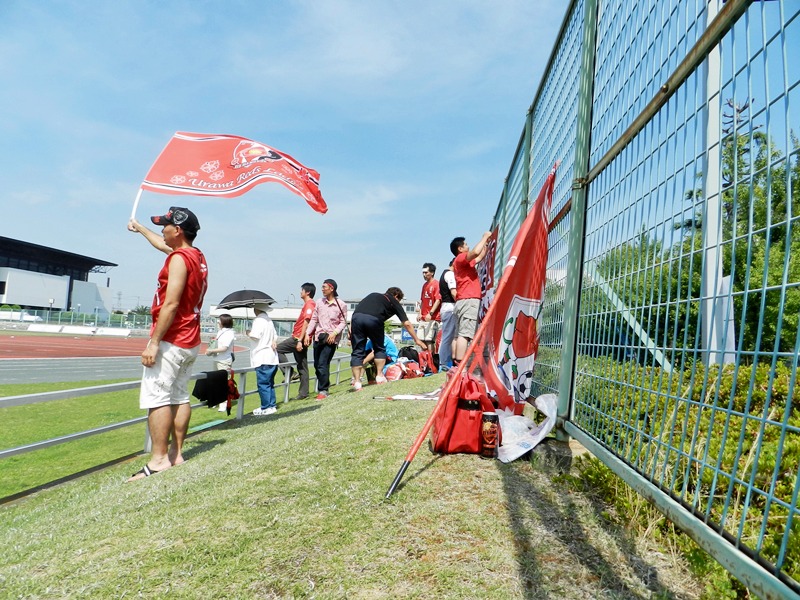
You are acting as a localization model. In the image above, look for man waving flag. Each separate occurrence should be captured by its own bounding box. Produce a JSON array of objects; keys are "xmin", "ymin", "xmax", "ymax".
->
[{"xmin": 139, "ymin": 132, "xmax": 327, "ymax": 214}]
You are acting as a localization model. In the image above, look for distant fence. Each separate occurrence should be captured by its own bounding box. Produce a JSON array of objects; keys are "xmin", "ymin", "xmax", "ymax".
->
[
  {"xmin": 0, "ymin": 309, "xmax": 152, "ymax": 331},
  {"xmin": 490, "ymin": 0, "xmax": 800, "ymax": 597}
]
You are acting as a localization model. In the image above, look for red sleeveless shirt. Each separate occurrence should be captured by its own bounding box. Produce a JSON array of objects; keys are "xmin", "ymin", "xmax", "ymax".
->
[{"xmin": 150, "ymin": 247, "xmax": 208, "ymax": 348}]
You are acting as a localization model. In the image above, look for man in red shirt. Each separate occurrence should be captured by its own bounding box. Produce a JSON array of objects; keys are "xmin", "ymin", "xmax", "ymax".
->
[
  {"xmin": 276, "ymin": 282, "xmax": 316, "ymax": 400},
  {"xmin": 450, "ymin": 232, "xmax": 492, "ymax": 365},
  {"xmin": 127, "ymin": 206, "xmax": 208, "ymax": 481},
  {"xmin": 419, "ymin": 262, "xmax": 441, "ymax": 357}
]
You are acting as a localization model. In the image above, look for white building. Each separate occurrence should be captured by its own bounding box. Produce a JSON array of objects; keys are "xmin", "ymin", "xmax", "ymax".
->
[{"xmin": 0, "ymin": 236, "xmax": 116, "ymax": 317}]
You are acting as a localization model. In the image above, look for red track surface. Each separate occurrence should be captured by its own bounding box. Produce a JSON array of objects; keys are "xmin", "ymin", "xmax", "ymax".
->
[{"xmin": 0, "ymin": 334, "xmax": 156, "ymax": 359}]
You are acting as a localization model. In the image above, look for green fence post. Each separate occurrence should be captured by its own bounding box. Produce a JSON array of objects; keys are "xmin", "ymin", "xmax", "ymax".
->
[{"xmin": 556, "ymin": 0, "xmax": 598, "ymax": 442}]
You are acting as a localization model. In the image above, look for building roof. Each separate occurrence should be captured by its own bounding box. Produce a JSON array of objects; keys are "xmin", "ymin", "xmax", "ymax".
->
[{"xmin": 0, "ymin": 236, "xmax": 117, "ymax": 274}]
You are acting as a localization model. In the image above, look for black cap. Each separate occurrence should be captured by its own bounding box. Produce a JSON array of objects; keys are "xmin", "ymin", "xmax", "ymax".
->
[{"xmin": 151, "ymin": 207, "xmax": 200, "ymax": 234}]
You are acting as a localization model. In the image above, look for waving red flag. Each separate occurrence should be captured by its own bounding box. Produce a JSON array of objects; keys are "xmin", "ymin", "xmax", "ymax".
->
[{"xmin": 141, "ymin": 132, "xmax": 327, "ymax": 214}]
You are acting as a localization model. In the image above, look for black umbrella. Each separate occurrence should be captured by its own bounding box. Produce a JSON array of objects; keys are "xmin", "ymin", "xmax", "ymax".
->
[{"xmin": 216, "ymin": 289, "xmax": 276, "ymax": 309}]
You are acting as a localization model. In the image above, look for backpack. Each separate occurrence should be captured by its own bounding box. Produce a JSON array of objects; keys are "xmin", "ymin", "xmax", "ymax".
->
[
  {"xmin": 398, "ymin": 346, "xmax": 419, "ymax": 363},
  {"xmin": 416, "ymin": 350, "xmax": 437, "ymax": 375}
]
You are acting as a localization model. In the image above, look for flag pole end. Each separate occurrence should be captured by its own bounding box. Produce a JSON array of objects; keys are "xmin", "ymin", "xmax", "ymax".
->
[{"xmin": 385, "ymin": 460, "xmax": 411, "ymax": 499}]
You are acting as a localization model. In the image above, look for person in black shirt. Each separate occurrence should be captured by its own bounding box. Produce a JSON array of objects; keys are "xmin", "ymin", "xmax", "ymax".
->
[{"xmin": 349, "ymin": 287, "xmax": 427, "ymax": 389}]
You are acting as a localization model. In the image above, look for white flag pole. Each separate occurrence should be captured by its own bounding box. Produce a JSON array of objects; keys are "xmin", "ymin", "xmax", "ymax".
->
[{"xmin": 130, "ymin": 188, "xmax": 143, "ymax": 221}]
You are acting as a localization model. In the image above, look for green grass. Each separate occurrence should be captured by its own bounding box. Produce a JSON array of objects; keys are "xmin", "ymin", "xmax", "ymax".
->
[
  {"xmin": 0, "ymin": 379, "xmax": 252, "ymax": 498},
  {"xmin": 0, "ymin": 359, "xmax": 350, "ymax": 499},
  {"xmin": 0, "ymin": 374, "xmax": 702, "ymax": 598}
]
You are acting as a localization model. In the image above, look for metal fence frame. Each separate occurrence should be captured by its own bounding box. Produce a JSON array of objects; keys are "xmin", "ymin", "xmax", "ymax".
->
[
  {"xmin": 0, "ymin": 356, "xmax": 351, "ymax": 461},
  {"xmin": 491, "ymin": 0, "xmax": 799, "ymax": 596}
]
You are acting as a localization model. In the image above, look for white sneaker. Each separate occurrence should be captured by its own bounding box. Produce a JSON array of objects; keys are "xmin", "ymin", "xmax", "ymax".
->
[
  {"xmin": 218, "ymin": 405, "xmax": 227, "ymax": 412},
  {"xmin": 253, "ymin": 408, "xmax": 265, "ymax": 416},
  {"xmin": 352, "ymin": 381, "xmax": 362, "ymax": 391},
  {"xmin": 375, "ymin": 375, "xmax": 387, "ymax": 384},
  {"xmin": 264, "ymin": 407, "xmax": 277, "ymax": 415}
]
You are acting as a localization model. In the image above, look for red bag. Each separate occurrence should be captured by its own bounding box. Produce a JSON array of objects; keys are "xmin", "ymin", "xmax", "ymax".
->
[
  {"xmin": 400, "ymin": 361, "xmax": 424, "ymax": 379},
  {"xmin": 431, "ymin": 373, "xmax": 495, "ymax": 454},
  {"xmin": 385, "ymin": 364, "xmax": 404, "ymax": 381},
  {"xmin": 225, "ymin": 369, "xmax": 240, "ymax": 414},
  {"xmin": 417, "ymin": 350, "xmax": 437, "ymax": 374}
]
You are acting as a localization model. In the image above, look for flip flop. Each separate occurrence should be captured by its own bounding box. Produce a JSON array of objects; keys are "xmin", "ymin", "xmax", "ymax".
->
[{"xmin": 127, "ymin": 464, "xmax": 164, "ymax": 482}]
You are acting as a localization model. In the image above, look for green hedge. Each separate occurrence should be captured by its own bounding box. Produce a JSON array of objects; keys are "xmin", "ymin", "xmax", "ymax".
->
[{"xmin": 570, "ymin": 356, "xmax": 799, "ymax": 595}]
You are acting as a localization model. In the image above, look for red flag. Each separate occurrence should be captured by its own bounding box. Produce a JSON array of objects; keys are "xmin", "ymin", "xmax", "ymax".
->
[
  {"xmin": 141, "ymin": 132, "xmax": 327, "ymax": 214},
  {"xmin": 387, "ymin": 166, "xmax": 558, "ymax": 496},
  {"xmin": 443, "ymin": 165, "xmax": 557, "ymax": 415}
]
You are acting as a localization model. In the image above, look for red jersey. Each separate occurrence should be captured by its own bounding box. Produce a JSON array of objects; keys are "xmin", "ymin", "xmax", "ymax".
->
[
  {"xmin": 151, "ymin": 247, "xmax": 208, "ymax": 348},
  {"xmin": 453, "ymin": 252, "xmax": 481, "ymax": 299},
  {"xmin": 292, "ymin": 298, "xmax": 316, "ymax": 338},
  {"xmin": 420, "ymin": 279, "xmax": 441, "ymax": 321}
]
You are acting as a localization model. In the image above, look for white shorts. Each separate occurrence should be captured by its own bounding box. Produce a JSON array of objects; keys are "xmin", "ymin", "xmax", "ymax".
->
[
  {"xmin": 139, "ymin": 341, "xmax": 199, "ymax": 409},
  {"xmin": 418, "ymin": 320, "xmax": 440, "ymax": 342}
]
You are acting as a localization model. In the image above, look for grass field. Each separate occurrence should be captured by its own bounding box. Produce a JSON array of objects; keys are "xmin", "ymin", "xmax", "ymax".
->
[
  {"xmin": 0, "ymin": 372, "xmax": 703, "ymax": 598},
  {"xmin": 0, "ymin": 371, "xmax": 315, "ymax": 499}
]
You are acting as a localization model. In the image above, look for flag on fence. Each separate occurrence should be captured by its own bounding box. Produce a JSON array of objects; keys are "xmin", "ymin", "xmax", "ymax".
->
[
  {"xmin": 385, "ymin": 164, "xmax": 558, "ymax": 497},
  {"xmin": 451, "ymin": 165, "xmax": 557, "ymax": 414},
  {"xmin": 477, "ymin": 227, "xmax": 499, "ymax": 322},
  {"xmin": 140, "ymin": 132, "xmax": 327, "ymax": 214}
]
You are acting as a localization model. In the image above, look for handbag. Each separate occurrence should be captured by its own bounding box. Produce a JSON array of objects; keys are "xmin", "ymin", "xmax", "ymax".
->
[{"xmin": 431, "ymin": 373, "xmax": 495, "ymax": 454}]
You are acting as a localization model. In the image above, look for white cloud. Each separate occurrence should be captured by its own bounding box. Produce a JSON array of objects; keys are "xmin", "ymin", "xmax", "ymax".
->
[{"xmin": 0, "ymin": 0, "xmax": 566, "ymax": 309}]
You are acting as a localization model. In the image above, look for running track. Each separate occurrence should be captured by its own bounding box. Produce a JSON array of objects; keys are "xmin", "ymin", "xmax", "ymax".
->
[{"xmin": 0, "ymin": 334, "xmax": 252, "ymax": 384}]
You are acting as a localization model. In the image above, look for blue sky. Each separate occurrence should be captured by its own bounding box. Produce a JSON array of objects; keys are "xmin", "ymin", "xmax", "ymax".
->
[{"xmin": 1, "ymin": 0, "xmax": 564, "ymax": 310}]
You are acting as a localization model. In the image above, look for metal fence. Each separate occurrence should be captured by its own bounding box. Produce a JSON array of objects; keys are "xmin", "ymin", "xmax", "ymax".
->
[
  {"xmin": 0, "ymin": 309, "xmax": 153, "ymax": 330},
  {"xmin": 490, "ymin": 0, "xmax": 799, "ymax": 596},
  {"xmin": 0, "ymin": 357, "xmax": 351, "ymax": 461}
]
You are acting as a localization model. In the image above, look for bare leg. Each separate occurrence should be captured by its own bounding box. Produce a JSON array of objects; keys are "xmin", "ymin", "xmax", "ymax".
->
[
  {"xmin": 375, "ymin": 358, "xmax": 386, "ymax": 373},
  {"xmin": 351, "ymin": 365, "xmax": 364, "ymax": 384},
  {"xmin": 454, "ymin": 336, "xmax": 470, "ymax": 362},
  {"xmin": 168, "ymin": 403, "xmax": 191, "ymax": 466},
  {"xmin": 128, "ymin": 405, "xmax": 174, "ymax": 481}
]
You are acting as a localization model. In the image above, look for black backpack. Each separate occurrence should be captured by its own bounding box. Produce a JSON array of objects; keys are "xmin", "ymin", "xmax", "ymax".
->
[{"xmin": 398, "ymin": 346, "xmax": 420, "ymax": 363}]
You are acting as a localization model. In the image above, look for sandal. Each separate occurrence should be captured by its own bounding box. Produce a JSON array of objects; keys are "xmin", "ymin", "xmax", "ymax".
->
[{"xmin": 128, "ymin": 464, "xmax": 164, "ymax": 482}]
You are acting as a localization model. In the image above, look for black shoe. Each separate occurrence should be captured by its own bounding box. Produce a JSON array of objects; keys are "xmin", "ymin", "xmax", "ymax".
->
[
  {"xmin": 290, "ymin": 395, "xmax": 308, "ymax": 401},
  {"xmin": 291, "ymin": 373, "xmax": 301, "ymax": 382}
]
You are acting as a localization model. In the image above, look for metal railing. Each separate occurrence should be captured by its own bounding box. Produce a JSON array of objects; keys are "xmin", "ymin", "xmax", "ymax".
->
[
  {"xmin": 0, "ymin": 356, "xmax": 350, "ymax": 460},
  {"xmin": 490, "ymin": 0, "xmax": 800, "ymax": 597}
]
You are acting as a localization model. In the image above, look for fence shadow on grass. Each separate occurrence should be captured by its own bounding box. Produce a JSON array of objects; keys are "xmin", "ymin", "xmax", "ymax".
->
[{"xmin": 500, "ymin": 459, "xmax": 674, "ymax": 600}]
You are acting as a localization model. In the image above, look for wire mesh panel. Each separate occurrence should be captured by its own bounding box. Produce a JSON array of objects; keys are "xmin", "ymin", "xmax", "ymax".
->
[
  {"xmin": 493, "ymin": 148, "xmax": 526, "ymax": 272},
  {"xmin": 570, "ymin": 0, "xmax": 800, "ymax": 591},
  {"xmin": 590, "ymin": 0, "xmax": 710, "ymax": 165},
  {"xmin": 527, "ymin": 0, "xmax": 586, "ymax": 398},
  {"xmin": 487, "ymin": 0, "xmax": 800, "ymax": 592}
]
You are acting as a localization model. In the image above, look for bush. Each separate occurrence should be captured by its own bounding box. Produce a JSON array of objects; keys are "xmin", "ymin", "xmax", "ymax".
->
[{"xmin": 570, "ymin": 355, "xmax": 800, "ymax": 595}]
